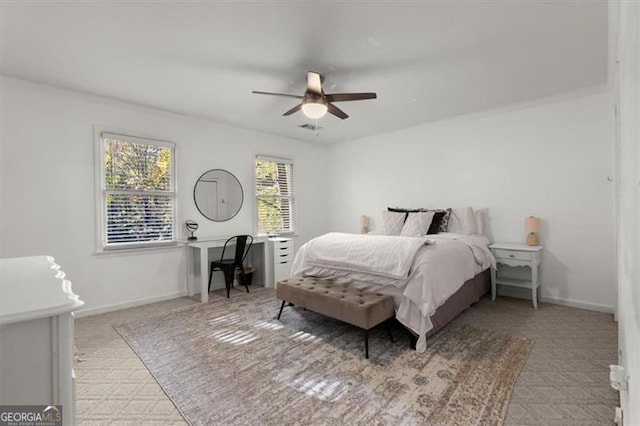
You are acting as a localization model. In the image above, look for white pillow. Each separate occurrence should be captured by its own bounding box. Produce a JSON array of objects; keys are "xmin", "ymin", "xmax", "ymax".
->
[
  {"xmin": 382, "ymin": 211, "xmax": 406, "ymax": 235},
  {"xmin": 448, "ymin": 207, "xmax": 476, "ymax": 235},
  {"xmin": 475, "ymin": 208, "xmax": 487, "ymax": 236},
  {"xmin": 401, "ymin": 211, "xmax": 435, "ymax": 237}
]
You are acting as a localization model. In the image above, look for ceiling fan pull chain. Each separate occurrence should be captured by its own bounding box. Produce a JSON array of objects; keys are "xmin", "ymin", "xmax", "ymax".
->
[{"xmin": 315, "ymin": 118, "xmax": 319, "ymax": 137}]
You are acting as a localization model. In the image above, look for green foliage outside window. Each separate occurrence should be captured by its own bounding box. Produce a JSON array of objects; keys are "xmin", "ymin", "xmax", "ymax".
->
[
  {"xmin": 256, "ymin": 158, "xmax": 293, "ymax": 234},
  {"xmin": 103, "ymin": 138, "xmax": 174, "ymax": 246}
]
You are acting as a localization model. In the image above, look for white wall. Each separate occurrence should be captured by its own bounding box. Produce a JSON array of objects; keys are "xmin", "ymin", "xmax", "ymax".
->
[
  {"xmin": 0, "ymin": 76, "xmax": 328, "ymax": 314},
  {"xmin": 615, "ymin": 1, "xmax": 640, "ymax": 423},
  {"xmin": 326, "ymin": 91, "xmax": 616, "ymax": 312}
]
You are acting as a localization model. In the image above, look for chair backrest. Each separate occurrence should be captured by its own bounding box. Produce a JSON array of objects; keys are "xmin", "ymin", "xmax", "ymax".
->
[{"xmin": 220, "ymin": 235, "xmax": 254, "ymax": 266}]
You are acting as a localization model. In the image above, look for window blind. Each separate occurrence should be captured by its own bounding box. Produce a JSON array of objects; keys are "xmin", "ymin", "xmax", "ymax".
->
[{"xmin": 100, "ymin": 132, "xmax": 176, "ymax": 249}]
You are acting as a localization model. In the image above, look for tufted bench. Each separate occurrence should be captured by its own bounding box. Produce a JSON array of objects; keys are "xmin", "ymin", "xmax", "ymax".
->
[{"xmin": 276, "ymin": 276, "xmax": 395, "ymax": 359}]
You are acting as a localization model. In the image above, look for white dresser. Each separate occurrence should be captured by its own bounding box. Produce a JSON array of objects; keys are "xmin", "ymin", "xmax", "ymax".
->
[
  {"xmin": 0, "ymin": 256, "xmax": 84, "ymax": 425},
  {"xmin": 268, "ymin": 237, "xmax": 294, "ymax": 286}
]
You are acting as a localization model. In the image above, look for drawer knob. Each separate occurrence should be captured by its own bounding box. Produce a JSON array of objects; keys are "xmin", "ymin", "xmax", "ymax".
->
[{"xmin": 509, "ymin": 254, "xmax": 515, "ymax": 258}]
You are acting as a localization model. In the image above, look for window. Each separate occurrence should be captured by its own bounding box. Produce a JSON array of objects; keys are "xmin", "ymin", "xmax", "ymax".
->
[
  {"xmin": 98, "ymin": 131, "xmax": 176, "ymax": 250},
  {"xmin": 255, "ymin": 155, "xmax": 294, "ymax": 234}
]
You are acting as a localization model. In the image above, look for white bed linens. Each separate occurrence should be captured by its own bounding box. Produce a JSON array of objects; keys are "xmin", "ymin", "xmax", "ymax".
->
[
  {"xmin": 291, "ymin": 232, "xmax": 495, "ymax": 352},
  {"xmin": 303, "ymin": 232, "xmax": 428, "ymax": 280}
]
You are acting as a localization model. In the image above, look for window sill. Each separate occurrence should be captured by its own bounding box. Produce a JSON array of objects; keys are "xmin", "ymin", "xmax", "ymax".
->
[{"xmin": 94, "ymin": 243, "xmax": 182, "ymax": 257}]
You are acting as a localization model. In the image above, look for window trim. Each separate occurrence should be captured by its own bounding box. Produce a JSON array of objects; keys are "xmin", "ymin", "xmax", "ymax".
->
[
  {"xmin": 94, "ymin": 126, "xmax": 178, "ymax": 253},
  {"xmin": 254, "ymin": 154, "xmax": 295, "ymax": 236}
]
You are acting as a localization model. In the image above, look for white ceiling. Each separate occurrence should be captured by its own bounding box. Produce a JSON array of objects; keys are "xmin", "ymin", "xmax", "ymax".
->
[{"xmin": 1, "ymin": 1, "xmax": 609, "ymax": 144}]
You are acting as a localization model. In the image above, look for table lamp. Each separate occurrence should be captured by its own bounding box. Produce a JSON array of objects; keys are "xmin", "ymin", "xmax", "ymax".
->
[
  {"xmin": 360, "ymin": 215, "xmax": 369, "ymax": 234},
  {"xmin": 185, "ymin": 220, "xmax": 199, "ymax": 241},
  {"xmin": 525, "ymin": 216, "xmax": 541, "ymax": 246}
]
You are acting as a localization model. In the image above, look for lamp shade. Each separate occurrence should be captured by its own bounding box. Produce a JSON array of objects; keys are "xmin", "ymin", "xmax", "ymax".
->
[{"xmin": 525, "ymin": 216, "xmax": 541, "ymax": 233}]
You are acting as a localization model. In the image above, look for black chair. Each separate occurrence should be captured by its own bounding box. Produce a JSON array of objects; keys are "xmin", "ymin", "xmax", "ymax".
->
[{"xmin": 208, "ymin": 235, "xmax": 254, "ymax": 298}]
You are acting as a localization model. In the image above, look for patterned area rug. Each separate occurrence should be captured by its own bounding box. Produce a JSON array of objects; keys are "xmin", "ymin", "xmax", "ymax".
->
[{"xmin": 114, "ymin": 288, "xmax": 533, "ymax": 425}]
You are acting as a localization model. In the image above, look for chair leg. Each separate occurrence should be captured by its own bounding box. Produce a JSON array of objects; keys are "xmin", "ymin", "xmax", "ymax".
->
[
  {"xmin": 241, "ymin": 271, "xmax": 250, "ymax": 293},
  {"xmin": 277, "ymin": 300, "xmax": 286, "ymax": 320},
  {"xmin": 223, "ymin": 269, "xmax": 234, "ymax": 298},
  {"xmin": 364, "ymin": 329, "xmax": 369, "ymax": 359},
  {"xmin": 208, "ymin": 265, "xmax": 214, "ymax": 293}
]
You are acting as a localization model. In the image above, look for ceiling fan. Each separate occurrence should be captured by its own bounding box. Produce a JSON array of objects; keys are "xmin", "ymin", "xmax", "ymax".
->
[{"xmin": 252, "ymin": 71, "xmax": 377, "ymax": 120}]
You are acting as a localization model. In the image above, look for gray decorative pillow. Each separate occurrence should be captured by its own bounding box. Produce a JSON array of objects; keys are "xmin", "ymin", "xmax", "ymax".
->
[
  {"xmin": 382, "ymin": 211, "xmax": 406, "ymax": 235},
  {"xmin": 400, "ymin": 211, "xmax": 435, "ymax": 237}
]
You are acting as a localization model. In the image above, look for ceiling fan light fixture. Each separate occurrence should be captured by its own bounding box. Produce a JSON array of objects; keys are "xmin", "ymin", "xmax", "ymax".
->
[
  {"xmin": 252, "ymin": 71, "xmax": 376, "ymax": 121},
  {"xmin": 301, "ymin": 101, "xmax": 328, "ymax": 119}
]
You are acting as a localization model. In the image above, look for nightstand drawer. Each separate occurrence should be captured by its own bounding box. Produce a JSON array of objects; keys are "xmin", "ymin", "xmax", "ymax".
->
[{"xmin": 493, "ymin": 249, "xmax": 532, "ymax": 261}]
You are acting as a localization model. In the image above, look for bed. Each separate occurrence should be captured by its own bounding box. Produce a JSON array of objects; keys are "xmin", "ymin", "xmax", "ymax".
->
[{"xmin": 291, "ymin": 232, "xmax": 496, "ymax": 352}]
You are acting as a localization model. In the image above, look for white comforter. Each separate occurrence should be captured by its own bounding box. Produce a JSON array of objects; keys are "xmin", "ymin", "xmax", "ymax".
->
[
  {"xmin": 291, "ymin": 232, "xmax": 495, "ymax": 352},
  {"xmin": 303, "ymin": 232, "xmax": 427, "ymax": 280}
]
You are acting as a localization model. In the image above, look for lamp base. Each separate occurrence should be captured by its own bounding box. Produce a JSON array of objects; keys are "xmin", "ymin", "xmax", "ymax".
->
[
  {"xmin": 187, "ymin": 236, "xmax": 197, "ymax": 241},
  {"xmin": 526, "ymin": 232, "xmax": 539, "ymax": 246}
]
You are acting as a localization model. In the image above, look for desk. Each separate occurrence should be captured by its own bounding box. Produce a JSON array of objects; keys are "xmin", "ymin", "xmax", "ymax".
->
[{"xmin": 185, "ymin": 236, "xmax": 273, "ymax": 302}]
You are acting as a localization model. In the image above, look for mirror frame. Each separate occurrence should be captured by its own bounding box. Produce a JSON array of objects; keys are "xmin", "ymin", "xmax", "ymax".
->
[{"xmin": 193, "ymin": 169, "xmax": 244, "ymax": 222}]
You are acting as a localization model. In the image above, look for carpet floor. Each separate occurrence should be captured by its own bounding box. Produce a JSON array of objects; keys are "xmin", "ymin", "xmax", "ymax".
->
[{"xmin": 74, "ymin": 287, "xmax": 618, "ymax": 425}]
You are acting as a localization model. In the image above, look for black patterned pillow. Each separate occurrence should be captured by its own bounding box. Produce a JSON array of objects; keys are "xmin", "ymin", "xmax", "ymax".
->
[
  {"xmin": 437, "ymin": 208, "xmax": 452, "ymax": 232},
  {"xmin": 421, "ymin": 208, "xmax": 452, "ymax": 233},
  {"xmin": 427, "ymin": 211, "xmax": 446, "ymax": 234}
]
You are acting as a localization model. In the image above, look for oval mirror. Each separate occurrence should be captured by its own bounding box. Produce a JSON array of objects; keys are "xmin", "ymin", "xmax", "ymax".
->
[{"xmin": 194, "ymin": 169, "xmax": 244, "ymax": 221}]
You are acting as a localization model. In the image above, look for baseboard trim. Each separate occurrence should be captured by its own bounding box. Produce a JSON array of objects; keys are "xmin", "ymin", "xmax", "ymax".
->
[
  {"xmin": 539, "ymin": 296, "xmax": 614, "ymax": 314},
  {"xmin": 497, "ymin": 286, "xmax": 614, "ymax": 313},
  {"xmin": 74, "ymin": 290, "xmax": 190, "ymax": 318}
]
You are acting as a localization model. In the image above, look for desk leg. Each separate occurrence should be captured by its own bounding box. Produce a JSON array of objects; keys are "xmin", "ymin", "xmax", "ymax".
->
[
  {"xmin": 186, "ymin": 249, "xmax": 192, "ymax": 296},
  {"xmin": 200, "ymin": 248, "xmax": 209, "ymax": 303},
  {"xmin": 186, "ymin": 246, "xmax": 195, "ymax": 297},
  {"xmin": 490, "ymin": 267, "xmax": 497, "ymax": 301},
  {"xmin": 531, "ymin": 264, "xmax": 538, "ymax": 309}
]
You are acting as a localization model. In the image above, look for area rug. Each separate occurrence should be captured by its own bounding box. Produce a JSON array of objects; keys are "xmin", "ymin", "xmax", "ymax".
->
[{"xmin": 114, "ymin": 288, "xmax": 533, "ymax": 426}]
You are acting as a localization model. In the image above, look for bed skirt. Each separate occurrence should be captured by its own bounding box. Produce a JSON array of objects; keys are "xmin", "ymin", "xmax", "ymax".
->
[{"xmin": 425, "ymin": 268, "xmax": 491, "ymax": 338}]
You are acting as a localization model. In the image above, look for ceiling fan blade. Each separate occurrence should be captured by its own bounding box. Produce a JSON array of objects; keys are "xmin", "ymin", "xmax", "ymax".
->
[
  {"xmin": 252, "ymin": 91, "xmax": 303, "ymax": 100},
  {"xmin": 307, "ymin": 72, "xmax": 323, "ymax": 95},
  {"xmin": 282, "ymin": 104, "xmax": 302, "ymax": 116},
  {"xmin": 327, "ymin": 102, "xmax": 349, "ymax": 120},
  {"xmin": 325, "ymin": 92, "xmax": 377, "ymax": 102}
]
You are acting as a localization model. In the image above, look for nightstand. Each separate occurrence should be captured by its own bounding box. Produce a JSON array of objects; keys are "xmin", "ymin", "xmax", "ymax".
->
[{"xmin": 489, "ymin": 243, "xmax": 543, "ymax": 309}]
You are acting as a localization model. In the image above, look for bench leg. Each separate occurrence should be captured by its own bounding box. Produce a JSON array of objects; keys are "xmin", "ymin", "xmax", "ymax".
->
[
  {"xmin": 364, "ymin": 329, "xmax": 369, "ymax": 359},
  {"xmin": 276, "ymin": 300, "xmax": 286, "ymax": 320}
]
